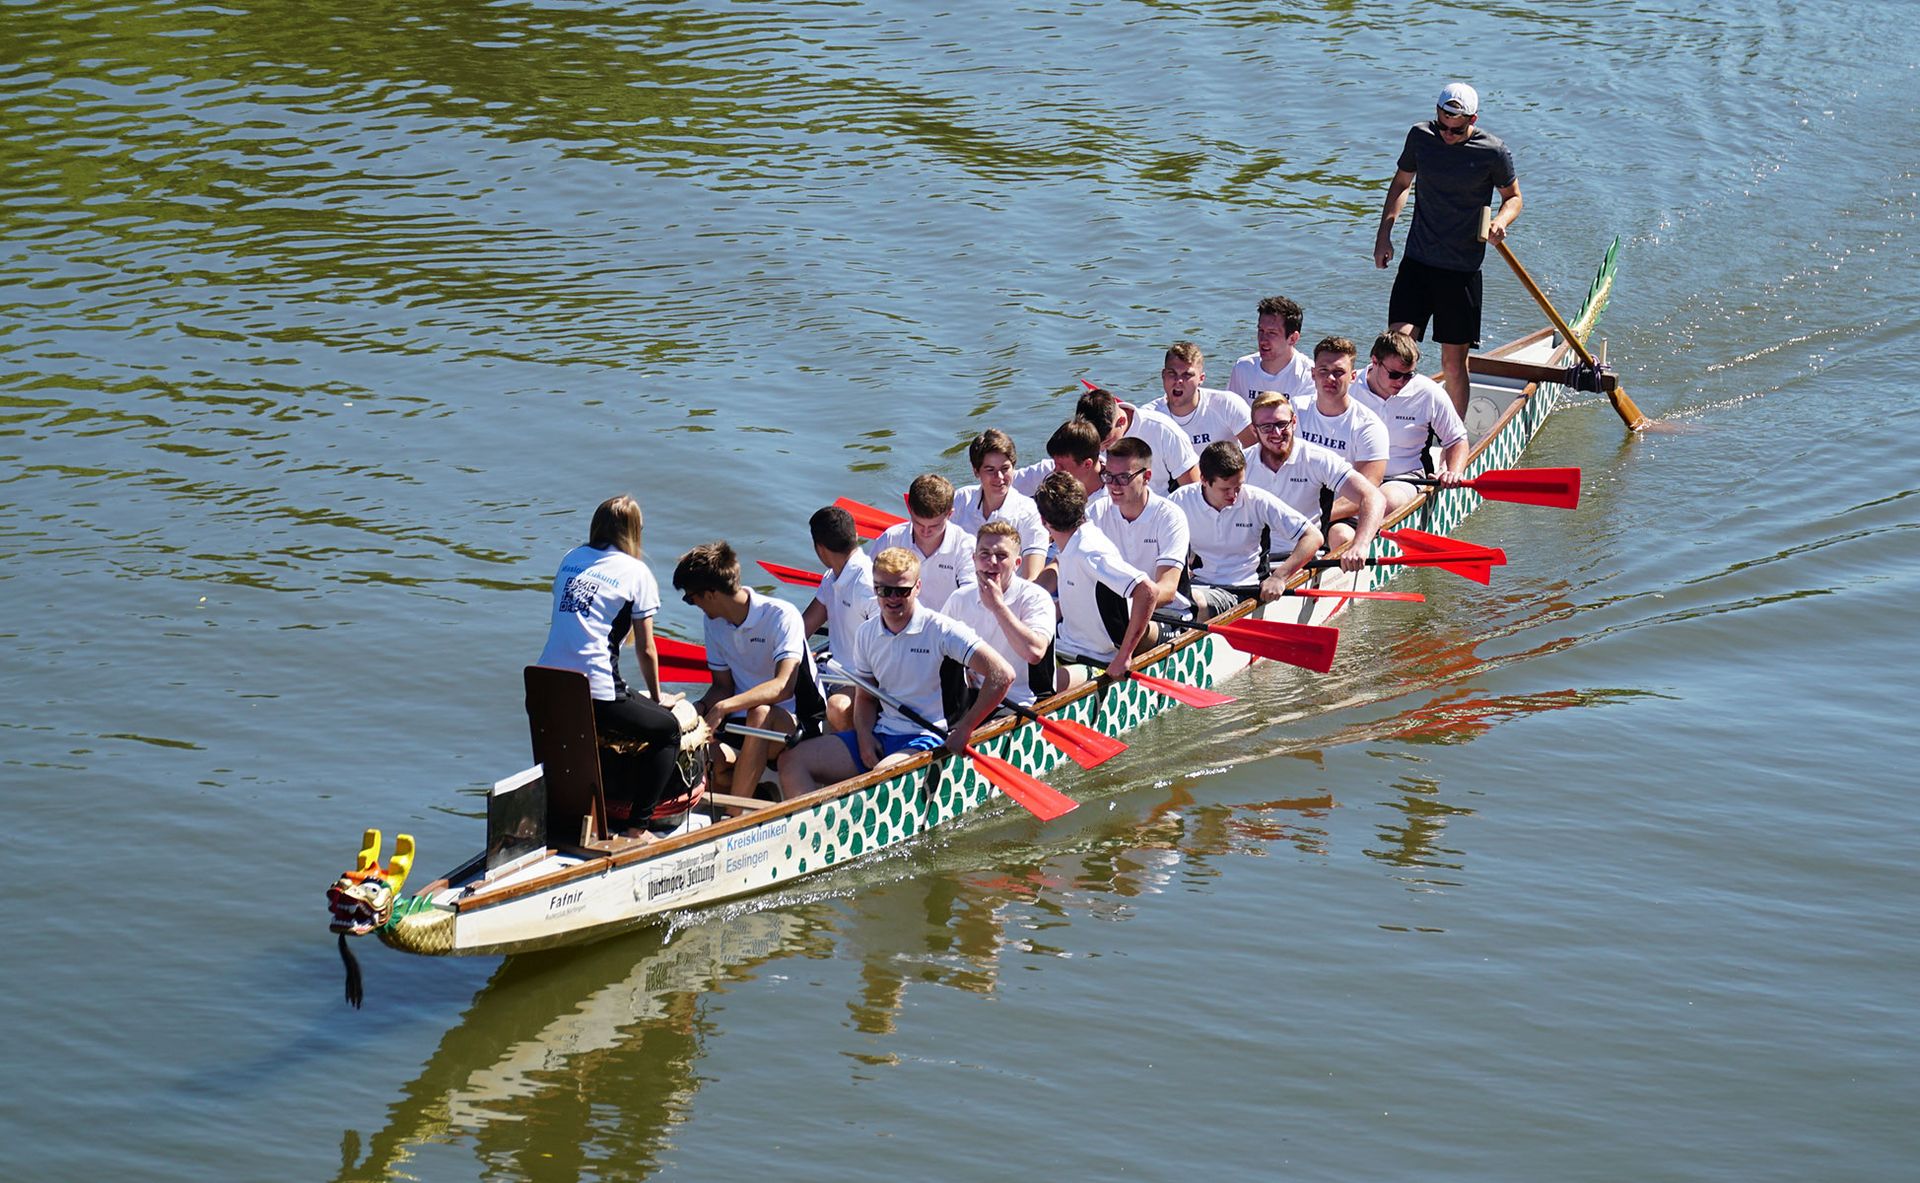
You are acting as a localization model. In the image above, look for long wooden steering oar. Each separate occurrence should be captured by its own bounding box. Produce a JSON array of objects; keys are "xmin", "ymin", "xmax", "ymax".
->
[
  {"xmin": 823, "ymin": 662, "xmax": 1077, "ymax": 821},
  {"xmin": 1493, "ymin": 240, "xmax": 1651, "ymax": 432}
]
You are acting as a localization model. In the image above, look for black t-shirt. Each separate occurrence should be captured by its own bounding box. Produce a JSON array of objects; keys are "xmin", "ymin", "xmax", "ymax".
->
[{"xmin": 1397, "ymin": 121, "xmax": 1517, "ymax": 273}]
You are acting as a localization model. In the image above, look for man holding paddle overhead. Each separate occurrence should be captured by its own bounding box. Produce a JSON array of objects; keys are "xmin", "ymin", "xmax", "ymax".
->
[
  {"xmin": 778, "ymin": 547, "xmax": 1013, "ymax": 799},
  {"xmin": 1374, "ymin": 81, "xmax": 1522, "ymax": 416}
]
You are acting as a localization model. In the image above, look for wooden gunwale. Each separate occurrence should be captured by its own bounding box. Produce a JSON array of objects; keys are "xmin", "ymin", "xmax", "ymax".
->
[{"xmin": 451, "ymin": 325, "xmax": 1575, "ymax": 915}]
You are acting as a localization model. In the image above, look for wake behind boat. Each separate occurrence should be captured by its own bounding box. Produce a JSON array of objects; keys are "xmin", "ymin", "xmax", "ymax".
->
[{"xmin": 326, "ymin": 242, "xmax": 1622, "ymax": 989}]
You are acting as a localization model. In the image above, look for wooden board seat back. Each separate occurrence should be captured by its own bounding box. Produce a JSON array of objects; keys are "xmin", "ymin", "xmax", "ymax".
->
[{"xmin": 524, "ymin": 665, "xmax": 608, "ymax": 843}]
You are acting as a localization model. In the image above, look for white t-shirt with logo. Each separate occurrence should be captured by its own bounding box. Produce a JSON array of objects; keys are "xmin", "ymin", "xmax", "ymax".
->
[
  {"xmin": 950, "ymin": 484, "xmax": 1049, "ymax": 559},
  {"xmin": 1088, "ymin": 493, "xmax": 1191, "ymax": 614},
  {"xmin": 941, "ymin": 577, "xmax": 1057, "ymax": 707},
  {"xmin": 1117, "ymin": 401, "xmax": 1200, "ymax": 483},
  {"xmin": 1144, "ymin": 387, "xmax": 1252, "ymax": 451},
  {"xmin": 538, "ymin": 544, "xmax": 660, "ymax": 701},
  {"xmin": 811, "ymin": 546, "xmax": 876, "ymax": 653},
  {"xmin": 873, "ymin": 520, "xmax": 977, "ymax": 611},
  {"xmin": 1243, "ymin": 439, "xmax": 1356, "ymax": 523},
  {"xmin": 1053, "ymin": 523, "xmax": 1148, "ymax": 663},
  {"xmin": 1169, "ymin": 482, "xmax": 1313, "ymax": 587},
  {"xmin": 702, "ymin": 589, "xmax": 809, "ymax": 714},
  {"xmin": 1290, "ymin": 394, "xmax": 1390, "ymax": 467},
  {"xmin": 1228, "ymin": 351, "xmax": 1315, "ymax": 402},
  {"xmin": 1349, "ymin": 365, "xmax": 1469, "ymax": 477},
  {"xmin": 848, "ymin": 604, "xmax": 985, "ymax": 735}
]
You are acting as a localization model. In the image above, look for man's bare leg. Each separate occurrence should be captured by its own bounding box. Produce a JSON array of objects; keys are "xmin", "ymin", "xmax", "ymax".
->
[
  {"xmin": 778, "ymin": 733, "xmax": 861, "ymax": 799},
  {"xmin": 1440, "ymin": 342, "xmax": 1471, "ymax": 418}
]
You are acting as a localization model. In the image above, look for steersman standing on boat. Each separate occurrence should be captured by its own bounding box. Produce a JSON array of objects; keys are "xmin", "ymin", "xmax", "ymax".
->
[{"xmin": 1374, "ymin": 81, "xmax": 1522, "ymax": 416}]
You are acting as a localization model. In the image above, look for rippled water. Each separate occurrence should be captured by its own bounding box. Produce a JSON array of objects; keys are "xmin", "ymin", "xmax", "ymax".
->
[{"xmin": 4, "ymin": 1, "xmax": 1916, "ymax": 1179}]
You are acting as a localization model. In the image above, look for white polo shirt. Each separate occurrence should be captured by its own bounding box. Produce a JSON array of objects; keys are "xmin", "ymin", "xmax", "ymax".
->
[
  {"xmin": 1053, "ymin": 523, "xmax": 1148, "ymax": 663},
  {"xmin": 1011, "ymin": 457, "xmax": 1054, "ymax": 499},
  {"xmin": 1350, "ymin": 365, "xmax": 1469, "ymax": 477},
  {"xmin": 1290, "ymin": 394, "xmax": 1390, "ymax": 468},
  {"xmin": 810, "ymin": 546, "xmax": 876, "ymax": 653},
  {"xmin": 950, "ymin": 484, "xmax": 1049, "ymax": 559},
  {"xmin": 848, "ymin": 604, "xmax": 985, "ymax": 734},
  {"xmin": 1243, "ymin": 439, "xmax": 1356, "ymax": 522},
  {"xmin": 1145, "ymin": 387, "xmax": 1252, "ymax": 451},
  {"xmin": 1169, "ymin": 481, "xmax": 1313, "ymax": 587},
  {"xmin": 1228, "ymin": 351, "xmax": 1315, "ymax": 402},
  {"xmin": 1088, "ymin": 493, "xmax": 1190, "ymax": 614},
  {"xmin": 941, "ymin": 577, "xmax": 1057, "ymax": 707},
  {"xmin": 872, "ymin": 519, "xmax": 977, "ymax": 611},
  {"xmin": 703, "ymin": 590, "xmax": 809, "ymax": 713},
  {"xmin": 1117, "ymin": 401, "xmax": 1200, "ymax": 483},
  {"xmin": 538, "ymin": 544, "xmax": 659, "ymax": 701}
]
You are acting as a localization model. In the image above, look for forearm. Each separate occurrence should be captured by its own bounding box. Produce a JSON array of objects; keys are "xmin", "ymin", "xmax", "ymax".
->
[
  {"xmin": 1275, "ymin": 530, "xmax": 1323, "ymax": 579},
  {"xmin": 988, "ymin": 599, "xmax": 1049, "ymax": 663},
  {"xmin": 635, "ymin": 620, "xmax": 662, "ymax": 700},
  {"xmin": 953, "ymin": 658, "xmax": 1011, "ymax": 740}
]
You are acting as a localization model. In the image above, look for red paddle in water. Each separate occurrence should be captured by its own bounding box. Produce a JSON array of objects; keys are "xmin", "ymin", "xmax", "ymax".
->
[
  {"xmin": 1308, "ymin": 542, "xmax": 1506, "ymax": 585},
  {"xmin": 1399, "ymin": 466, "xmax": 1581, "ymax": 510},
  {"xmin": 1153, "ymin": 612, "xmax": 1339, "ymax": 674},
  {"xmin": 758, "ymin": 559, "xmax": 824, "ymax": 587},
  {"xmin": 1288, "ymin": 587, "xmax": 1425, "ymax": 603}
]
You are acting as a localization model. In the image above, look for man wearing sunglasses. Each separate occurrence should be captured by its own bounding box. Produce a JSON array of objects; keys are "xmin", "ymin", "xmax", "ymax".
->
[
  {"xmin": 778, "ymin": 547, "xmax": 1012, "ymax": 799},
  {"xmin": 1349, "ymin": 331, "xmax": 1470, "ymax": 514},
  {"xmin": 1373, "ymin": 81, "xmax": 1522, "ymax": 417},
  {"xmin": 1244, "ymin": 394, "xmax": 1382, "ymax": 571}
]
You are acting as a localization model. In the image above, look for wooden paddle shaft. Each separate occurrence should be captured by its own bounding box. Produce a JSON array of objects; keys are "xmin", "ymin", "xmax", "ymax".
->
[{"xmin": 1494, "ymin": 241, "xmax": 1597, "ymax": 366}]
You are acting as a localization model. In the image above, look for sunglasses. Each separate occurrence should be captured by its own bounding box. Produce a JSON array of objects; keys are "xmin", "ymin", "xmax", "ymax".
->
[
  {"xmin": 874, "ymin": 584, "xmax": 915, "ymax": 599},
  {"xmin": 1379, "ymin": 366, "xmax": 1416, "ymax": 382},
  {"xmin": 1436, "ymin": 115, "xmax": 1472, "ymax": 138}
]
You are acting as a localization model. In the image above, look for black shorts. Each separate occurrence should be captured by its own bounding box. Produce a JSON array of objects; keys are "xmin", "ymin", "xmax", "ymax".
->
[{"xmin": 1389, "ymin": 257, "xmax": 1483, "ymax": 348}]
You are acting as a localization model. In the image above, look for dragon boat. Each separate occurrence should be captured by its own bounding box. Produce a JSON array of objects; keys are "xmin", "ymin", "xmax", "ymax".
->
[{"xmin": 327, "ymin": 241, "xmax": 1624, "ymax": 988}]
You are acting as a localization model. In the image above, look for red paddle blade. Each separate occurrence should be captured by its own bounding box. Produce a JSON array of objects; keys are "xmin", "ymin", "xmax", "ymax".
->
[
  {"xmin": 1210, "ymin": 619, "xmax": 1338, "ymax": 674},
  {"xmin": 833, "ymin": 496, "xmax": 905, "ymax": 540},
  {"xmin": 1037, "ymin": 715, "xmax": 1126, "ymax": 768},
  {"xmin": 1044, "ymin": 714, "xmax": 1128, "ymax": 764},
  {"xmin": 758, "ymin": 559, "xmax": 824, "ymax": 587},
  {"xmin": 1381, "ymin": 529, "xmax": 1508, "ymax": 565},
  {"xmin": 656, "ymin": 636, "xmax": 707, "ymax": 663},
  {"xmin": 1376, "ymin": 550, "xmax": 1500, "ymax": 584},
  {"xmin": 965, "ymin": 747, "xmax": 1078, "ymax": 820},
  {"xmin": 1290, "ymin": 588, "xmax": 1425, "ymax": 602},
  {"xmin": 658, "ymin": 656, "xmax": 713, "ymax": 684},
  {"xmin": 1131, "ymin": 670, "xmax": 1236, "ymax": 708},
  {"xmin": 1470, "ymin": 466, "xmax": 1581, "ymax": 509},
  {"xmin": 1080, "ymin": 378, "xmax": 1100, "ymax": 391}
]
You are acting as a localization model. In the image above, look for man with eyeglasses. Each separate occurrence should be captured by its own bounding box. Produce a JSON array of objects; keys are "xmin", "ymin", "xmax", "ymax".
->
[
  {"xmin": 1088, "ymin": 436, "xmax": 1191, "ymax": 616},
  {"xmin": 1146, "ymin": 341, "xmax": 1254, "ymax": 452},
  {"xmin": 1169, "ymin": 442, "xmax": 1323, "ymax": 619},
  {"xmin": 778, "ymin": 547, "xmax": 1012, "ymax": 799},
  {"xmin": 1373, "ymin": 81, "xmax": 1522, "ymax": 416},
  {"xmin": 1349, "ymin": 331, "xmax": 1470, "ymax": 514},
  {"xmin": 1244, "ymin": 393, "xmax": 1382, "ymax": 569},
  {"xmin": 949, "ymin": 428, "xmax": 1048, "ymax": 580}
]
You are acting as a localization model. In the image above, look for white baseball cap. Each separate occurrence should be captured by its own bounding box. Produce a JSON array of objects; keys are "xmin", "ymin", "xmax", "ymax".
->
[{"xmin": 1437, "ymin": 82, "xmax": 1479, "ymax": 116}]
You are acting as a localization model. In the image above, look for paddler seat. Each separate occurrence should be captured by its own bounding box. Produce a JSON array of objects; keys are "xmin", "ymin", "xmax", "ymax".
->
[{"xmin": 524, "ymin": 665, "xmax": 613, "ymax": 846}]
